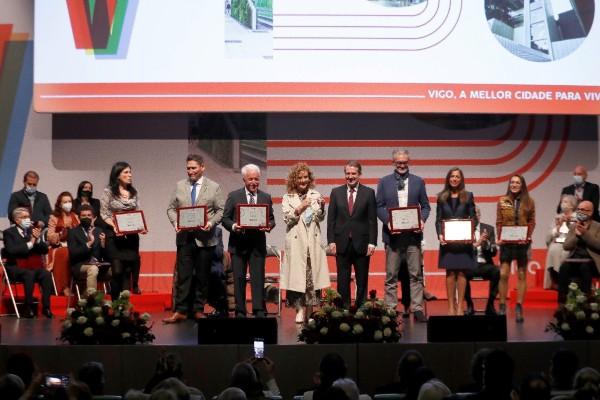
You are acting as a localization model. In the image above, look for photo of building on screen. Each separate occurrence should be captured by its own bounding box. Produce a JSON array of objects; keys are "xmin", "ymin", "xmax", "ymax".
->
[
  {"xmin": 368, "ymin": 0, "xmax": 426, "ymax": 7},
  {"xmin": 225, "ymin": 0, "xmax": 272, "ymax": 59},
  {"xmin": 485, "ymin": 0, "xmax": 594, "ymax": 62}
]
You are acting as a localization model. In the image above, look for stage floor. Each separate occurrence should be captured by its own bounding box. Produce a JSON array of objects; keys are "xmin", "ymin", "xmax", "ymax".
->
[{"xmin": 0, "ymin": 300, "xmax": 561, "ymax": 345}]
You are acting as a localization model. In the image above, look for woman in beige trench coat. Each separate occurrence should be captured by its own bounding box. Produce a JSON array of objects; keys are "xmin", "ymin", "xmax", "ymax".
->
[{"xmin": 280, "ymin": 163, "xmax": 331, "ymax": 323}]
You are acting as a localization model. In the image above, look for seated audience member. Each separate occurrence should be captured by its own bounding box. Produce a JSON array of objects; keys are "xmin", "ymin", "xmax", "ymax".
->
[
  {"xmin": 218, "ymin": 387, "xmax": 247, "ymax": 400},
  {"xmin": 559, "ymin": 200, "xmax": 600, "ymax": 302},
  {"xmin": 126, "ymin": 389, "xmax": 151, "ymax": 400},
  {"xmin": 557, "ymin": 165, "xmax": 600, "ymax": 222},
  {"xmin": 417, "ymin": 379, "xmax": 451, "ymax": 400},
  {"xmin": 251, "ymin": 357, "xmax": 280, "ymax": 398},
  {"xmin": 47, "ymin": 191, "xmax": 80, "ymax": 296},
  {"xmin": 458, "ymin": 348, "xmax": 493, "ymax": 393},
  {"xmin": 230, "ymin": 362, "xmax": 264, "ymax": 400},
  {"xmin": 67, "ymin": 205, "xmax": 110, "ymax": 295},
  {"xmin": 544, "ymin": 195, "xmax": 577, "ymax": 290},
  {"xmin": 573, "ymin": 367, "xmax": 600, "ymax": 392},
  {"xmin": 67, "ymin": 379, "xmax": 93, "ymax": 400},
  {"xmin": 518, "ymin": 373, "xmax": 551, "ymax": 400},
  {"xmin": 376, "ymin": 349, "xmax": 425, "ymax": 394},
  {"xmin": 549, "ymin": 348, "xmax": 579, "ymax": 393},
  {"xmin": 77, "ymin": 361, "xmax": 105, "ymax": 396},
  {"xmin": 332, "ymin": 378, "xmax": 372, "ymax": 400},
  {"xmin": 304, "ymin": 353, "xmax": 348, "ymax": 400},
  {"xmin": 464, "ymin": 206, "xmax": 500, "ymax": 316},
  {"xmin": 7, "ymin": 170, "xmax": 52, "ymax": 227},
  {"xmin": 407, "ymin": 367, "xmax": 436, "ymax": 400},
  {"xmin": 2, "ymin": 207, "xmax": 53, "ymax": 318},
  {"xmin": 74, "ymin": 180, "xmax": 102, "ymax": 219},
  {"xmin": 6, "ymin": 352, "xmax": 36, "ymax": 388},
  {"xmin": 145, "ymin": 353, "xmax": 184, "ymax": 394},
  {"xmin": 152, "ymin": 377, "xmax": 203, "ymax": 400},
  {"xmin": 0, "ymin": 374, "xmax": 25, "ymax": 400}
]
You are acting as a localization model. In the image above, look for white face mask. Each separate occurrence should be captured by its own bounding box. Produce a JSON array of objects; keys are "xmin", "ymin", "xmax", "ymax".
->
[
  {"xmin": 574, "ymin": 175, "xmax": 584, "ymax": 185},
  {"xmin": 62, "ymin": 202, "xmax": 73, "ymax": 213},
  {"xmin": 19, "ymin": 218, "xmax": 32, "ymax": 229}
]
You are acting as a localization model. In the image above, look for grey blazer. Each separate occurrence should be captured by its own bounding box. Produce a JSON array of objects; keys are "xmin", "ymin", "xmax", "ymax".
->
[{"xmin": 167, "ymin": 177, "xmax": 225, "ymax": 247}]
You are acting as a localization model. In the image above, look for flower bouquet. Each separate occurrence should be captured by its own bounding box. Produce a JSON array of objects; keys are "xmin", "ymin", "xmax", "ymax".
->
[
  {"xmin": 299, "ymin": 289, "xmax": 401, "ymax": 344},
  {"xmin": 60, "ymin": 290, "xmax": 155, "ymax": 345},
  {"xmin": 546, "ymin": 283, "xmax": 600, "ymax": 340}
]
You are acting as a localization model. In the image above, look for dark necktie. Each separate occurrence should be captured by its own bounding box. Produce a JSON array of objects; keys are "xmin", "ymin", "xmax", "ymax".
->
[
  {"xmin": 348, "ymin": 188, "xmax": 355, "ymax": 214},
  {"xmin": 249, "ymin": 192, "xmax": 255, "ymax": 204}
]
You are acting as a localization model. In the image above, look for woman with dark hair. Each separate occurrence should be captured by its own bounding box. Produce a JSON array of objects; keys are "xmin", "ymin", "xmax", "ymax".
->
[
  {"xmin": 435, "ymin": 167, "xmax": 476, "ymax": 315},
  {"xmin": 280, "ymin": 162, "xmax": 330, "ymax": 323},
  {"xmin": 47, "ymin": 191, "xmax": 80, "ymax": 295},
  {"xmin": 496, "ymin": 174, "xmax": 535, "ymax": 323},
  {"xmin": 74, "ymin": 180, "xmax": 101, "ymax": 218},
  {"xmin": 100, "ymin": 161, "xmax": 144, "ymax": 298}
]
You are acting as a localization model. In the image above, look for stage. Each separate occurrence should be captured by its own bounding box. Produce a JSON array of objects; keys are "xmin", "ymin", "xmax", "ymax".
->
[{"xmin": 3, "ymin": 300, "xmax": 600, "ymax": 399}]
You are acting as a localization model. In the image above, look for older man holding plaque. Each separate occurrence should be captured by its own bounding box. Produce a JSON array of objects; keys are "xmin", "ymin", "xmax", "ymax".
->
[
  {"xmin": 222, "ymin": 164, "xmax": 275, "ymax": 318},
  {"xmin": 376, "ymin": 150, "xmax": 430, "ymax": 322},
  {"xmin": 164, "ymin": 154, "xmax": 227, "ymax": 323}
]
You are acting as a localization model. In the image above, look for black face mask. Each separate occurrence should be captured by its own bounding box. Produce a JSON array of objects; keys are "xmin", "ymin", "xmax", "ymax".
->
[
  {"xmin": 81, "ymin": 190, "xmax": 93, "ymax": 198},
  {"xmin": 80, "ymin": 218, "xmax": 92, "ymax": 229}
]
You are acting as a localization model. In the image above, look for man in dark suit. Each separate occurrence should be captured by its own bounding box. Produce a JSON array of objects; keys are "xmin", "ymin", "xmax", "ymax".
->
[
  {"xmin": 67, "ymin": 205, "xmax": 110, "ymax": 294},
  {"xmin": 464, "ymin": 206, "xmax": 500, "ymax": 316},
  {"xmin": 222, "ymin": 164, "xmax": 275, "ymax": 318},
  {"xmin": 327, "ymin": 160, "xmax": 377, "ymax": 308},
  {"xmin": 2, "ymin": 207, "xmax": 53, "ymax": 318},
  {"xmin": 7, "ymin": 171, "xmax": 52, "ymax": 227},
  {"xmin": 557, "ymin": 165, "xmax": 600, "ymax": 221},
  {"xmin": 376, "ymin": 150, "xmax": 431, "ymax": 322}
]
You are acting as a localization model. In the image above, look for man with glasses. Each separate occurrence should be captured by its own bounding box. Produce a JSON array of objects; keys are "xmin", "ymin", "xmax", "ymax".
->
[
  {"xmin": 559, "ymin": 200, "xmax": 600, "ymax": 302},
  {"xmin": 376, "ymin": 150, "xmax": 431, "ymax": 322}
]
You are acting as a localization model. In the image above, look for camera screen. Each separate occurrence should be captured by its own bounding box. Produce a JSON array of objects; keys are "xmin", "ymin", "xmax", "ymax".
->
[
  {"xmin": 253, "ymin": 339, "xmax": 264, "ymax": 359},
  {"xmin": 45, "ymin": 375, "xmax": 69, "ymax": 387}
]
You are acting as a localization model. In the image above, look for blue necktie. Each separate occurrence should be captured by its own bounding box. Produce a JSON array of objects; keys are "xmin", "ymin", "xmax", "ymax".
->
[{"xmin": 191, "ymin": 183, "xmax": 197, "ymax": 205}]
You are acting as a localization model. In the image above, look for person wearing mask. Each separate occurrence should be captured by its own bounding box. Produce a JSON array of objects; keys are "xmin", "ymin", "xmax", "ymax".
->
[
  {"xmin": 222, "ymin": 164, "xmax": 275, "ymax": 318},
  {"xmin": 557, "ymin": 165, "xmax": 600, "ymax": 221},
  {"xmin": 47, "ymin": 191, "xmax": 80, "ymax": 296},
  {"xmin": 496, "ymin": 174, "xmax": 535, "ymax": 323},
  {"xmin": 2, "ymin": 207, "xmax": 53, "ymax": 318},
  {"xmin": 544, "ymin": 194, "xmax": 577, "ymax": 290},
  {"xmin": 281, "ymin": 162, "xmax": 330, "ymax": 323},
  {"xmin": 559, "ymin": 200, "xmax": 600, "ymax": 302},
  {"xmin": 7, "ymin": 170, "xmax": 52, "ymax": 227},
  {"xmin": 164, "ymin": 154, "xmax": 227, "ymax": 323},
  {"xmin": 327, "ymin": 160, "xmax": 377, "ymax": 309},
  {"xmin": 435, "ymin": 167, "xmax": 476, "ymax": 316},
  {"xmin": 100, "ymin": 161, "xmax": 145, "ymax": 300},
  {"xmin": 376, "ymin": 149, "xmax": 431, "ymax": 322},
  {"xmin": 73, "ymin": 181, "xmax": 102, "ymax": 224},
  {"xmin": 464, "ymin": 206, "xmax": 500, "ymax": 316},
  {"xmin": 67, "ymin": 205, "xmax": 110, "ymax": 294}
]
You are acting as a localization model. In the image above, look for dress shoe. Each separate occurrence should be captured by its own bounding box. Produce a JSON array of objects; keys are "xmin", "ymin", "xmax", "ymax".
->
[
  {"xmin": 254, "ymin": 311, "xmax": 266, "ymax": 318},
  {"xmin": 464, "ymin": 305, "xmax": 475, "ymax": 316},
  {"xmin": 413, "ymin": 311, "xmax": 428, "ymax": 323},
  {"xmin": 498, "ymin": 303, "xmax": 507, "ymax": 316},
  {"xmin": 133, "ymin": 287, "xmax": 142, "ymax": 295},
  {"xmin": 42, "ymin": 308, "xmax": 53, "ymax": 319},
  {"xmin": 402, "ymin": 308, "xmax": 410, "ymax": 318},
  {"xmin": 424, "ymin": 292, "xmax": 438, "ymax": 301},
  {"xmin": 485, "ymin": 305, "xmax": 497, "ymax": 316},
  {"xmin": 207, "ymin": 310, "xmax": 228, "ymax": 318},
  {"xmin": 515, "ymin": 303, "xmax": 524, "ymax": 323},
  {"xmin": 22, "ymin": 307, "xmax": 35, "ymax": 319},
  {"xmin": 162, "ymin": 312, "xmax": 187, "ymax": 324}
]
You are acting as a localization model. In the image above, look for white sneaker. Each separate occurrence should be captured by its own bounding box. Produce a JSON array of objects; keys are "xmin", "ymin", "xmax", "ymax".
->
[{"xmin": 295, "ymin": 307, "xmax": 305, "ymax": 324}]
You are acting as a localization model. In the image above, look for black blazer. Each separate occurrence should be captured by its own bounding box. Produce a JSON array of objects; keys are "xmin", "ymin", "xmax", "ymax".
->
[
  {"xmin": 327, "ymin": 184, "xmax": 378, "ymax": 254},
  {"xmin": 2, "ymin": 226, "xmax": 49, "ymax": 267},
  {"xmin": 222, "ymin": 188, "xmax": 276, "ymax": 255},
  {"xmin": 558, "ymin": 182, "xmax": 600, "ymax": 221},
  {"xmin": 74, "ymin": 198, "xmax": 102, "ymax": 219},
  {"xmin": 478, "ymin": 222, "xmax": 498, "ymax": 265},
  {"xmin": 7, "ymin": 189, "xmax": 52, "ymax": 226},
  {"xmin": 67, "ymin": 225, "xmax": 108, "ymax": 276},
  {"xmin": 435, "ymin": 191, "xmax": 476, "ymax": 236}
]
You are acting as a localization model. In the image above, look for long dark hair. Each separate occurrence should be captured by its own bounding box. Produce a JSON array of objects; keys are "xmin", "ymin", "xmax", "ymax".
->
[
  {"xmin": 52, "ymin": 191, "xmax": 74, "ymax": 217},
  {"xmin": 76, "ymin": 180, "xmax": 93, "ymax": 200},
  {"xmin": 109, "ymin": 161, "xmax": 137, "ymax": 197},
  {"xmin": 506, "ymin": 174, "xmax": 533, "ymax": 210},
  {"xmin": 438, "ymin": 167, "xmax": 468, "ymax": 203}
]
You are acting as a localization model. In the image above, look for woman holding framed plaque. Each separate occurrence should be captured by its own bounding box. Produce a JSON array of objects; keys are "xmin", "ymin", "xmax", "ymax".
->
[
  {"xmin": 496, "ymin": 174, "xmax": 536, "ymax": 323},
  {"xmin": 281, "ymin": 162, "xmax": 330, "ymax": 323},
  {"xmin": 435, "ymin": 168, "xmax": 476, "ymax": 316},
  {"xmin": 100, "ymin": 161, "xmax": 145, "ymax": 299}
]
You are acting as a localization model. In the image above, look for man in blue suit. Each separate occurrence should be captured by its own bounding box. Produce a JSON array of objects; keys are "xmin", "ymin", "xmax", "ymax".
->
[{"xmin": 376, "ymin": 150, "xmax": 431, "ymax": 322}]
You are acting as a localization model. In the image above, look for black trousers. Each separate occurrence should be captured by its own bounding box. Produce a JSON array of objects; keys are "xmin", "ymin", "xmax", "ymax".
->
[
  {"xmin": 5, "ymin": 265, "xmax": 53, "ymax": 309},
  {"xmin": 398, "ymin": 260, "xmax": 411, "ymax": 310},
  {"xmin": 558, "ymin": 260, "xmax": 599, "ymax": 303},
  {"xmin": 174, "ymin": 242, "xmax": 225, "ymax": 313},
  {"xmin": 110, "ymin": 258, "xmax": 137, "ymax": 300},
  {"xmin": 336, "ymin": 239, "xmax": 370, "ymax": 308},
  {"xmin": 464, "ymin": 262, "xmax": 500, "ymax": 309},
  {"xmin": 232, "ymin": 247, "xmax": 265, "ymax": 315}
]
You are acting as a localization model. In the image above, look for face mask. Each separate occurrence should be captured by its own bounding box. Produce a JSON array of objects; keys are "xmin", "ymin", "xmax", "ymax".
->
[
  {"xmin": 574, "ymin": 175, "xmax": 584, "ymax": 185},
  {"xmin": 81, "ymin": 190, "xmax": 93, "ymax": 198},
  {"xmin": 19, "ymin": 218, "xmax": 32, "ymax": 229},
  {"xmin": 576, "ymin": 211, "xmax": 590, "ymax": 222},
  {"xmin": 80, "ymin": 217, "xmax": 92, "ymax": 229},
  {"xmin": 24, "ymin": 186, "xmax": 37, "ymax": 195},
  {"xmin": 62, "ymin": 202, "xmax": 73, "ymax": 213}
]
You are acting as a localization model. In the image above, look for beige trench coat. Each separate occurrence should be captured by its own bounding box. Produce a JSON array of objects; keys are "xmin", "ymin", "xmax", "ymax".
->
[{"xmin": 280, "ymin": 189, "xmax": 331, "ymax": 293}]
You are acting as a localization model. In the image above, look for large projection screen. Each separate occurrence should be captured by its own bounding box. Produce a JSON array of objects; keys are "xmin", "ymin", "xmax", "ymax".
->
[{"xmin": 34, "ymin": 0, "xmax": 599, "ymax": 114}]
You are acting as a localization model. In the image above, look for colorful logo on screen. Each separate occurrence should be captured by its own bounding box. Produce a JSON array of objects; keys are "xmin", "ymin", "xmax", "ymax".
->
[
  {"xmin": 0, "ymin": 24, "xmax": 32, "ymax": 217},
  {"xmin": 66, "ymin": 0, "xmax": 138, "ymax": 57}
]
